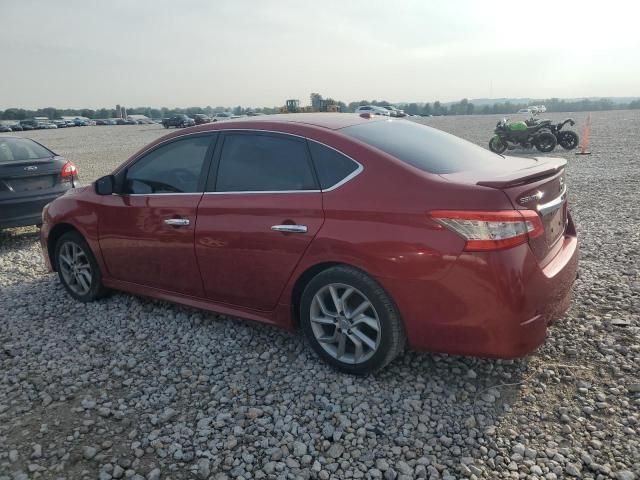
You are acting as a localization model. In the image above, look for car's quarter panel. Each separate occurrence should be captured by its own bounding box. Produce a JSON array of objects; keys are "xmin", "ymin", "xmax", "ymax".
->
[
  {"xmin": 97, "ymin": 194, "xmax": 205, "ymax": 297},
  {"xmin": 380, "ymin": 221, "xmax": 578, "ymax": 358}
]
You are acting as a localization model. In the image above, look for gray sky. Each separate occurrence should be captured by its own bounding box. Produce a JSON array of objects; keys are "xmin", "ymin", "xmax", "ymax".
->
[{"xmin": 2, "ymin": 0, "xmax": 638, "ymax": 109}]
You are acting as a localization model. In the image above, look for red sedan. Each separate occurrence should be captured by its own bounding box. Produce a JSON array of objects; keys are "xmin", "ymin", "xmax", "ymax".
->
[{"xmin": 40, "ymin": 114, "xmax": 578, "ymax": 374}]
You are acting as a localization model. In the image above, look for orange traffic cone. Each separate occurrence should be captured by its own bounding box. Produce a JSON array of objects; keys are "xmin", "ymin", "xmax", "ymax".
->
[{"xmin": 576, "ymin": 112, "xmax": 592, "ymax": 155}]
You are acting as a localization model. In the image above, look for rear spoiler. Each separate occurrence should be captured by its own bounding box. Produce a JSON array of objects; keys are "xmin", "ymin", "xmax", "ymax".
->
[{"xmin": 477, "ymin": 157, "xmax": 566, "ymax": 189}]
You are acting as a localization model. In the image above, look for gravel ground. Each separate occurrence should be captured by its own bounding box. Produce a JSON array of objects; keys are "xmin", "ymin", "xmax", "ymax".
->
[{"xmin": 1, "ymin": 112, "xmax": 639, "ymax": 479}]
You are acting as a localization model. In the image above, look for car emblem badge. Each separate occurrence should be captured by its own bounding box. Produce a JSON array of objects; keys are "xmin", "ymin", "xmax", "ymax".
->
[
  {"xmin": 519, "ymin": 190, "xmax": 543, "ymax": 205},
  {"xmin": 24, "ymin": 166, "xmax": 38, "ymax": 171}
]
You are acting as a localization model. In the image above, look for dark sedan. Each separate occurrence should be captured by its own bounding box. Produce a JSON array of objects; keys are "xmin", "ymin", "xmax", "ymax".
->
[{"xmin": 0, "ymin": 137, "xmax": 78, "ymax": 229}]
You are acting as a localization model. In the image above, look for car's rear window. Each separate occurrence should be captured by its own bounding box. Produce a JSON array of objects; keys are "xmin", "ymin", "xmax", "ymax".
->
[
  {"xmin": 340, "ymin": 120, "xmax": 506, "ymax": 174},
  {"xmin": 0, "ymin": 138, "xmax": 54, "ymax": 163}
]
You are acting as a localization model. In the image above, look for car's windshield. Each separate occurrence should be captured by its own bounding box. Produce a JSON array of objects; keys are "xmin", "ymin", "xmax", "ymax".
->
[
  {"xmin": 0, "ymin": 138, "xmax": 54, "ymax": 163},
  {"xmin": 340, "ymin": 119, "xmax": 509, "ymax": 174}
]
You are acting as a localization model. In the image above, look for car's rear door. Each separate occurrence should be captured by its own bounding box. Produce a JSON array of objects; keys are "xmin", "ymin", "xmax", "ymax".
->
[
  {"xmin": 195, "ymin": 130, "xmax": 324, "ymax": 311},
  {"xmin": 97, "ymin": 133, "xmax": 217, "ymax": 297}
]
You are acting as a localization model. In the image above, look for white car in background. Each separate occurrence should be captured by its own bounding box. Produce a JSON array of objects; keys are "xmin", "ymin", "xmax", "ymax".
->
[
  {"xmin": 355, "ymin": 105, "xmax": 390, "ymax": 116},
  {"xmin": 382, "ymin": 105, "xmax": 406, "ymax": 117}
]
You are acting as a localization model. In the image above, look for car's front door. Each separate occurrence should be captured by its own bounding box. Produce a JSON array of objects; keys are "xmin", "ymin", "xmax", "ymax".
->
[
  {"xmin": 195, "ymin": 131, "xmax": 324, "ymax": 311},
  {"xmin": 98, "ymin": 133, "xmax": 216, "ymax": 297}
]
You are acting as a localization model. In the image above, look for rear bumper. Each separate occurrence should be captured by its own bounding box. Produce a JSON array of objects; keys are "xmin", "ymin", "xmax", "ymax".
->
[
  {"xmin": 0, "ymin": 192, "xmax": 65, "ymax": 229},
  {"xmin": 378, "ymin": 218, "xmax": 578, "ymax": 359}
]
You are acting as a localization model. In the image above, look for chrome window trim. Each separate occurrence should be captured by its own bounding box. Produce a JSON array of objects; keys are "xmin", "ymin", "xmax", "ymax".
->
[
  {"xmin": 204, "ymin": 190, "xmax": 321, "ymax": 195},
  {"xmin": 121, "ymin": 192, "xmax": 204, "ymax": 197},
  {"xmin": 115, "ymin": 128, "xmax": 364, "ymax": 196}
]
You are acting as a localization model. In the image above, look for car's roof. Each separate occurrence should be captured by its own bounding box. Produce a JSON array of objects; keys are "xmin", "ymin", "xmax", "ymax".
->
[
  {"xmin": 214, "ymin": 113, "xmax": 387, "ymax": 130},
  {"xmin": 127, "ymin": 113, "xmax": 390, "ymax": 164}
]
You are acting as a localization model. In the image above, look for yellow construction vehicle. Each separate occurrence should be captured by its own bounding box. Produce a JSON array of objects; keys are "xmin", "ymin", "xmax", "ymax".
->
[
  {"xmin": 280, "ymin": 99, "xmax": 301, "ymax": 113},
  {"xmin": 280, "ymin": 96, "xmax": 342, "ymax": 114}
]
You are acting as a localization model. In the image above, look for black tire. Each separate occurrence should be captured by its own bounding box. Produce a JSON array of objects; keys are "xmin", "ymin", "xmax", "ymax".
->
[
  {"xmin": 489, "ymin": 136, "xmax": 507, "ymax": 154},
  {"xmin": 557, "ymin": 130, "xmax": 579, "ymax": 150},
  {"xmin": 534, "ymin": 131, "xmax": 557, "ymax": 152},
  {"xmin": 300, "ymin": 266, "xmax": 406, "ymax": 375},
  {"xmin": 54, "ymin": 231, "xmax": 109, "ymax": 302}
]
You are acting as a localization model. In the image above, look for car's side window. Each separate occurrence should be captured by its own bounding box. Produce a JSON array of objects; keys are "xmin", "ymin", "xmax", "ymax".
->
[
  {"xmin": 213, "ymin": 133, "xmax": 318, "ymax": 192},
  {"xmin": 125, "ymin": 135, "xmax": 214, "ymax": 194},
  {"xmin": 307, "ymin": 141, "xmax": 360, "ymax": 190}
]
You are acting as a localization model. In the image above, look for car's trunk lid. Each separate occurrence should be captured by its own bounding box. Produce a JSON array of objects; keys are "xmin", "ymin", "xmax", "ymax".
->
[
  {"xmin": 441, "ymin": 156, "xmax": 568, "ymax": 264},
  {"xmin": 0, "ymin": 157, "xmax": 64, "ymax": 196}
]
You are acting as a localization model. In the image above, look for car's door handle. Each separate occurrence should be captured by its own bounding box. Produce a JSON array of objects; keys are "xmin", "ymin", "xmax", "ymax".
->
[
  {"xmin": 271, "ymin": 224, "xmax": 307, "ymax": 233},
  {"xmin": 164, "ymin": 218, "xmax": 190, "ymax": 227}
]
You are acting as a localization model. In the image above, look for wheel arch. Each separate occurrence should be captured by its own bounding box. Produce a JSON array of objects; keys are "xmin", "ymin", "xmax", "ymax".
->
[
  {"xmin": 47, "ymin": 223, "xmax": 81, "ymax": 271},
  {"xmin": 290, "ymin": 261, "xmax": 348, "ymax": 327},
  {"xmin": 290, "ymin": 261, "xmax": 383, "ymax": 328}
]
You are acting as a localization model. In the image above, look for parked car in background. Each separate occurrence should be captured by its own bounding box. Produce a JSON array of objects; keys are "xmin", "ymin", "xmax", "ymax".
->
[
  {"xmin": 40, "ymin": 113, "xmax": 578, "ymax": 374},
  {"xmin": 0, "ymin": 125, "xmax": 12, "ymax": 133},
  {"xmin": 53, "ymin": 120, "xmax": 67, "ymax": 128},
  {"xmin": 382, "ymin": 105, "xmax": 406, "ymax": 117},
  {"xmin": 74, "ymin": 119, "xmax": 89, "ymax": 126},
  {"xmin": 0, "ymin": 137, "xmax": 78, "ymax": 229},
  {"xmin": 193, "ymin": 114, "xmax": 211, "ymax": 125},
  {"xmin": 41, "ymin": 122, "xmax": 57, "ymax": 129},
  {"xmin": 355, "ymin": 105, "xmax": 390, "ymax": 116},
  {"xmin": 212, "ymin": 112, "xmax": 234, "ymax": 122},
  {"xmin": 19, "ymin": 119, "xmax": 39, "ymax": 130},
  {"xmin": 8, "ymin": 124, "xmax": 23, "ymax": 131},
  {"xmin": 162, "ymin": 115, "xmax": 195, "ymax": 128},
  {"xmin": 95, "ymin": 119, "xmax": 107, "ymax": 126}
]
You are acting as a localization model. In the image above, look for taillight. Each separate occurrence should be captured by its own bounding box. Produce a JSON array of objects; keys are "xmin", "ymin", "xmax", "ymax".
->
[
  {"xmin": 430, "ymin": 210, "xmax": 543, "ymax": 251},
  {"xmin": 61, "ymin": 161, "xmax": 77, "ymax": 178}
]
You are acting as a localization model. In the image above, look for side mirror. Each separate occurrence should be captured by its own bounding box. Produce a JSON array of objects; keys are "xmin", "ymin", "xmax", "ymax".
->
[{"xmin": 95, "ymin": 175, "xmax": 114, "ymax": 195}]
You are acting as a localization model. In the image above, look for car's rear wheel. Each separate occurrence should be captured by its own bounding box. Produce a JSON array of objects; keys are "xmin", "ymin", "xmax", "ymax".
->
[
  {"xmin": 300, "ymin": 266, "xmax": 406, "ymax": 375},
  {"xmin": 55, "ymin": 231, "xmax": 109, "ymax": 302}
]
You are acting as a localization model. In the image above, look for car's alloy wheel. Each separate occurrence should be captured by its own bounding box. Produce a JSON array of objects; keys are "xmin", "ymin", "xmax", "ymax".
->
[
  {"xmin": 55, "ymin": 231, "xmax": 109, "ymax": 302},
  {"xmin": 58, "ymin": 240, "xmax": 93, "ymax": 296},
  {"xmin": 309, "ymin": 283, "xmax": 382, "ymax": 365},
  {"xmin": 301, "ymin": 266, "xmax": 406, "ymax": 374}
]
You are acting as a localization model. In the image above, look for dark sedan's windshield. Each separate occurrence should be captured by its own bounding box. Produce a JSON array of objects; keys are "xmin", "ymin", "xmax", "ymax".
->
[
  {"xmin": 340, "ymin": 119, "xmax": 507, "ymax": 174},
  {"xmin": 0, "ymin": 138, "xmax": 54, "ymax": 163}
]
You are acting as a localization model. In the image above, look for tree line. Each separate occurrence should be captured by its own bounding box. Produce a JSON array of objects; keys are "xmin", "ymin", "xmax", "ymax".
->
[{"xmin": 2, "ymin": 97, "xmax": 639, "ymax": 121}]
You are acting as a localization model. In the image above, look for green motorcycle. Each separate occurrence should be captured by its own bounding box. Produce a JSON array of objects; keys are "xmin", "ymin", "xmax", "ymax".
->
[{"xmin": 489, "ymin": 118, "xmax": 557, "ymax": 154}]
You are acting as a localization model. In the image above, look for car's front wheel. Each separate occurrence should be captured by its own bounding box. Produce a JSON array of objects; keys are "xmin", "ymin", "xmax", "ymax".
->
[
  {"xmin": 300, "ymin": 266, "xmax": 406, "ymax": 374},
  {"xmin": 55, "ymin": 231, "xmax": 109, "ymax": 302}
]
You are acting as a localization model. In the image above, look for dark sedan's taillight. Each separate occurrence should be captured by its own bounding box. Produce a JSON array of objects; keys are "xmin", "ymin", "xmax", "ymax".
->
[{"xmin": 61, "ymin": 161, "xmax": 78, "ymax": 186}]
